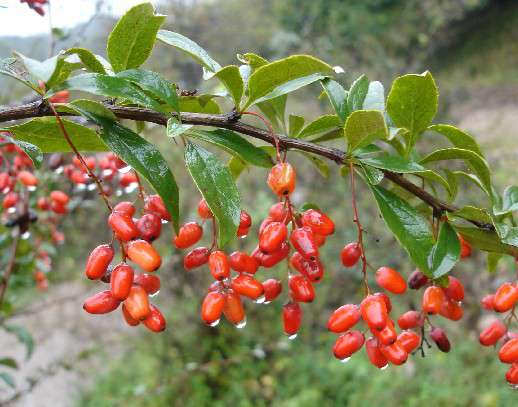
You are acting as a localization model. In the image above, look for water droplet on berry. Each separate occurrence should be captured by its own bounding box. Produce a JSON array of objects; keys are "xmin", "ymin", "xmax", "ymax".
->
[
  {"xmin": 7, "ymin": 207, "xmax": 16, "ymax": 214},
  {"xmin": 235, "ymin": 318, "xmax": 247, "ymax": 329},
  {"xmin": 102, "ymin": 169, "xmax": 113, "ymax": 177},
  {"xmin": 115, "ymin": 189, "xmax": 123, "ymax": 197},
  {"xmin": 209, "ymin": 319, "xmax": 220, "ymax": 327},
  {"xmin": 339, "ymin": 357, "xmax": 351, "ymax": 364},
  {"xmin": 161, "ymin": 219, "xmax": 169, "ymax": 224},
  {"xmin": 263, "ymin": 300, "xmax": 271, "ymax": 305},
  {"xmin": 87, "ymin": 183, "xmax": 97, "ymax": 191},
  {"xmin": 27, "ymin": 186, "xmax": 36, "ymax": 192},
  {"xmin": 380, "ymin": 364, "xmax": 389, "ymax": 371},
  {"xmin": 255, "ymin": 295, "xmax": 266, "ymax": 304},
  {"xmin": 54, "ymin": 166, "xmax": 64, "ymax": 174},
  {"xmin": 288, "ymin": 333, "xmax": 298, "ymax": 340},
  {"xmin": 150, "ymin": 290, "xmax": 160, "ymax": 298},
  {"xmin": 119, "ymin": 165, "xmax": 132, "ymax": 174},
  {"xmin": 21, "ymin": 231, "xmax": 31, "ymax": 240}
]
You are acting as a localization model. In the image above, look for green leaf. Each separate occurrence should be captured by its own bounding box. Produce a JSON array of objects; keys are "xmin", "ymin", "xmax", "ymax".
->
[
  {"xmin": 420, "ymin": 148, "xmax": 492, "ymax": 196},
  {"xmin": 166, "ymin": 117, "xmax": 192, "ymax": 138},
  {"xmin": 428, "ymin": 222, "xmax": 460, "ymax": 279},
  {"xmin": 347, "ymin": 74, "xmax": 369, "ymax": 112},
  {"xmin": 228, "ymin": 156, "xmax": 248, "ymax": 180},
  {"xmin": 15, "ymin": 53, "xmax": 59, "ymax": 83},
  {"xmin": 64, "ymin": 48, "xmax": 107, "ymax": 74},
  {"xmin": 386, "ymin": 71, "xmax": 438, "ymax": 136},
  {"xmin": 370, "ymin": 185, "xmax": 434, "ymax": 275},
  {"xmin": 3, "ymin": 117, "xmax": 106, "ymax": 152},
  {"xmin": 428, "ymin": 124, "xmax": 482, "ymax": 156},
  {"xmin": 455, "ymin": 226, "xmax": 518, "ymax": 256},
  {"xmin": 449, "ymin": 206, "xmax": 493, "ymax": 224},
  {"xmin": 245, "ymin": 55, "xmax": 333, "ymax": 108},
  {"xmin": 238, "ymin": 53, "xmax": 268, "ymax": 70},
  {"xmin": 68, "ymin": 99, "xmax": 117, "ymax": 121},
  {"xmin": 444, "ymin": 169, "xmax": 458, "ymax": 202},
  {"xmin": 180, "ymin": 96, "xmax": 221, "ymax": 114},
  {"xmin": 493, "ymin": 222, "xmax": 518, "ymax": 248},
  {"xmin": 0, "ymin": 372, "xmax": 15, "ymax": 388},
  {"xmin": 321, "ymin": 78, "xmax": 348, "ymax": 123},
  {"xmin": 295, "ymin": 152, "xmax": 329, "ymax": 178},
  {"xmin": 186, "ymin": 129, "xmax": 273, "ymax": 168},
  {"xmin": 106, "ymin": 3, "xmax": 165, "ymax": 72},
  {"xmin": 288, "ymin": 115, "xmax": 305, "ymax": 138},
  {"xmin": 157, "ymin": 30, "xmax": 221, "ymax": 74},
  {"xmin": 72, "ymin": 107, "xmax": 180, "ymax": 231},
  {"xmin": 0, "ymin": 134, "xmax": 43, "ymax": 168},
  {"xmin": 51, "ymin": 73, "xmax": 165, "ymax": 113},
  {"xmin": 117, "ymin": 69, "xmax": 179, "ymax": 112},
  {"xmin": 487, "ymin": 252, "xmax": 503, "ymax": 273},
  {"xmin": 4, "ymin": 324, "xmax": 34, "ymax": 359},
  {"xmin": 211, "ymin": 65, "xmax": 244, "ymax": 108},
  {"xmin": 184, "ymin": 142, "xmax": 240, "ymax": 247},
  {"xmin": 0, "ymin": 358, "xmax": 18, "ymax": 369},
  {"xmin": 360, "ymin": 163, "xmax": 384, "ymax": 185},
  {"xmin": 297, "ymin": 115, "xmax": 340, "ymax": 139},
  {"xmin": 256, "ymin": 96, "xmax": 287, "ymax": 132},
  {"xmin": 0, "ymin": 57, "xmax": 39, "ymax": 91},
  {"xmin": 494, "ymin": 186, "xmax": 518, "ymax": 215},
  {"xmin": 363, "ymin": 81, "xmax": 385, "ymax": 111},
  {"xmin": 360, "ymin": 154, "xmax": 425, "ymax": 173},
  {"xmin": 345, "ymin": 110, "xmax": 388, "ymax": 152}
]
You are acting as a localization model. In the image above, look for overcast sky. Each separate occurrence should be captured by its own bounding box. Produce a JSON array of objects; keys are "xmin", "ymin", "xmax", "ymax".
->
[{"xmin": 0, "ymin": 0, "xmax": 161, "ymax": 36}]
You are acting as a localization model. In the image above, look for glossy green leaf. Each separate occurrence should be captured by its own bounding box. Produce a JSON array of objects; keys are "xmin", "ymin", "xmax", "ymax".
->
[
  {"xmin": 211, "ymin": 65, "xmax": 244, "ymax": 108},
  {"xmin": 363, "ymin": 81, "xmax": 385, "ymax": 111},
  {"xmin": 370, "ymin": 185, "xmax": 434, "ymax": 275},
  {"xmin": 187, "ymin": 129, "xmax": 273, "ymax": 167},
  {"xmin": 238, "ymin": 53, "xmax": 268, "ymax": 70},
  {"xmin": 228, "ymin": 156, "xmax": 248, "ymax": 180},
  {"xmin": 0, "ymin": 134, "xmax": 43, "ymax": 168},
  {"xmin": 72, "ymin": 107, "xmax": 180, "ymax": 231},
  {"xmin": 185, "ymin": 142, "xmax": 240, "ymax": 247},
  {"xmin": 493, "ymin": 222, "xmax": 518, "ymax": 248},
  {"xmin": 180, "ymin": 96, "xmax": 221, "ymax": 114},
  {"xmin": 288, "ymin": 115, "xmax": 305, "ymax": 137},
  {"xmin": 360, "ymin": 154, "xmax": 425, "ymax": 173},
  {"xmin": 428, "ymin": 222, "xmax": 460, "ymax": 279},
  {"xmin": 3, "ymin": 117, "xmax": 106, "ymax": 152},
  {"xmin": 0, "ymin": 357, "xmax": 18, "ymax": 369},
  {"xmin": 420, "ymin": 148, "xmax": 492, "ymax": 196},
  {"xmin": 257, "ymin": 96, "xmax": 287, "ymax": 133},
  {"xmin": 64, "ymin": 48, "xmax": 107, "ymax": 74},
  {"xmin": 68, "ymin": 99, "xmax": 117, "ymax": 121},
  {"xmin": 0, "ymin": 372, "xmax": 15, "ymax": 388},
  {"xmin": 428, "ymin": 124, "xmax": 482, "ymax": 156},
  {"xmin": 360, "ymin": 163, "xmax": 384, "ymax": 185},
  {"xmin": 455, "ymin": 226, "xmax": 518, "ymax": 256},
  {"xmin": 345, "ymin": 110, "xmax": 388, "ymax": 152},
  {"xmin": 386, "ymin": 71, "xmax": 438, "ymax": 135},
  {"xmin": 157, "ymin": 30, "xmax": 221, "ymax": 73},
  {"xmin": 107, "ymin": 3, "xmax": 165, "ymax": 72},
  {"xmin": 449, "ymin": 206, "xmax": 493, "ymax": 224},
  {"xmin": 487, "ymin": 252, "xmax": 503, "ymax": 273},
  {"xmin": 117, "ymin": 69, "xmax": 179, "ymax": 112},
  {"xmin": 246, "ymin": 55, "xmax": 333, "ymax": 108},
  {"xmin": 444, "ymin": 169, "xmax": 458, "ymax": 202},
  {"xmin": 297, "ymin": 115, "xmax": 340, "ymax": 139},
  {"xmin": 321, "ymin": 78, "xmax": 348, "ymax": 123},
  {"xmin": 15, "ymin": 53, "xmax": 59, "ymax": 83},
  {"xmin": 494, "ymin": 186, "xmax": 518, "ymax": 215},
  {"xmin": 347, "ymin": 74, "xmax": 369, "ymax": 112},
  {"xmin": 0, "ymin": 57, "xmax": 39, "ymax": 91},
  {"xmin": 453, "ymin": 170, "xmax": 490, "ymax": 197},
  {"xmin": 296, "ymin": 152, "xmax": 329, "ymax": 178},
  {"xmin": 166, "ymin": 117, "xmax": 192, "ymax": 138},
  {"xmin": 4, "ymin": 324, "xmax": 34, "ymax": 359}
]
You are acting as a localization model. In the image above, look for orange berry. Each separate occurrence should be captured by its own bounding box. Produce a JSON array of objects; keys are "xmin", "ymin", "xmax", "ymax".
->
[
  {"xmin": 283, "ymin": 301, "xmax": 302, "ymax": 336},
  {"xmin": 262, "ymin": 279, "xmax": 282, "ymax": 303},
  {"xmin": 127, "ymin": 240, "xmax": 162, "ymax": 272},
  {"xmin": 122, "ymin": 304, "xmax": 140, "ymax": 326},
  {"xmin": 231, "ymin": 274, "xmax": 264, "ymax": 300},
  {"xmin": 83, "ymin": 290, "xmax": 120, "ymax": 314},
  {"xmin": 174, "ymin": 222, "xmax": 203, "ymax": 249},
  {"xmin": 327, "ymin": 304, "xmax": 361, "ymax": 333},
  {"xmin": 267, "ymin": 162, "xmax": 296, "ymax": 196},
  {"xmin": 124, "ymin": 285, "xmax": 151, "ymax": 321},
  {"xmin": 494, "ymin": 283, "xmax": 518, "ymax": 313},
  {"xmin": 223, "ymin": 290, "xmax": 245, "ymax": 326},
  {"xmin": 340, "ymin": 242, "xmax": 361, "ymax": 267},
  {"xmin": 134, "ymin": 273, "xmax": 161, "ymax": 295},
  {"xmin": 208, "ymin": 250, "xmax": 230, "ymax": 280},
  {"xmin": 201, "ymin": 291, "xmax": 226, "ymax": 326},
  {"xmin": 85, "ymin": 244, "xmax": 114, "ymax": 280},
  {"xmin": 361, "ymin": 294, "xmax": 388, "ymax": 331},
  {"xmin": 108, "ymin": 212, "xmax": 139, "ymax": 241},
  {"xmin": 479, "ymin": 320, "xmax": 507, "ymax": 346},
  {"xmin": 110, "ymin": 263, "xmax": 135, "ymax": 300},
  {"xmin": 333, "ymin": 331, "xmax": 365, "ymax": 360},
  {"xmin": 422, "ymin": 286, "xmax": 446, "ymax": 315},
  {"xmin": 375, "ymin": 266, "xmax": 407, "ymax": 294},
  {"xmin": 143, "ymin": 304, "xmax": 166, "ymax": 332}
]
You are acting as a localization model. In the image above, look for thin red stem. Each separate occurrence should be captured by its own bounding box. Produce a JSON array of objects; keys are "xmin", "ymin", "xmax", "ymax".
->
[{"xmin": 242, "ymin": 111, "xmax": 281, "ymax": 163}]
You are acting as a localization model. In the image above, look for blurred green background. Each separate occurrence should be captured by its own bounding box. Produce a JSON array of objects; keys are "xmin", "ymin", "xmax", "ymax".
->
[{"xmin": 1, "ymin": 0, "xmax": 518, "ymax": 406}]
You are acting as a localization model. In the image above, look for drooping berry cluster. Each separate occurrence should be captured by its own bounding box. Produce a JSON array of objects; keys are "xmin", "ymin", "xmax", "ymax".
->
[{"xmin": 479, "ymin": 279, "xmax": 518, "ymax": 387}]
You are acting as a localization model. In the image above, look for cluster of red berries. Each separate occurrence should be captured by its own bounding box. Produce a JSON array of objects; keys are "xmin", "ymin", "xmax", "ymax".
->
[
  {"xmin": 479, "ymin": 280, "xmax": 518, "ymax": 386},
  {"xmin": 82, "ymin": 194, "xmax": 170, "ymax": 333},
  {"xmin": 20, "ymin": 0, "xmax": 48, "ymax": 16}
]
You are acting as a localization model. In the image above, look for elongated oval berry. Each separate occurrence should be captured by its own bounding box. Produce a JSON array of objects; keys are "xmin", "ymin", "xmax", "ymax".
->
[
  {"xmin": 397, "ymin": 331, "xmax": 421, "ymax": 353},
  {"xmin": 380, "ymin": 342, "xmax": 408, "ymax": 365},
  {"xmin": 201, "ymin": 291, "xmax": 226, "ymax": 325},
  {"xmin": 3, "ymin": 192, "xmax": 18, "ymax": 209},
  {"xmin": 375, "ymin": 266, "xmax": 407, "ymax": 295},
  {"xmin": 372, "ymin": 319, "xmax": 397, "ymax": 345},
  {"xmin": 136, "ymin": 213, "xmax": 162, "ymax": 241},
  {"xmin": 262, "ymin": 279, "xmax": 282, "ymax": 302},
  {"xmin": 50, "ymin": 190, "xmax": 69, "ymax": 205},
  {"xmin": 110, "ymin": 263, "xmax": 135, "ymax": 300},
  {"xmin": 365, "ymin": 337, "xmax": 388, "ymax": 369},
  {"xmin": 143, "ymin": 304, "xmax": 166, "ymax": 332},
  {"xmin": 229, "ymin": 251, "xmax": 259, "ymax": 274},
  {"xmin": 113, "ymin": 201, "xmax": 136, "ymax": 217},
  {"xmin": 209, "ymin": 251, "xmax": 230, "ymax": 280},
  {"xmin": 85, "ymin": 244, "xmax": 114, "ymax": 280},
  {"xmin": 290, "ymin": 226, "xmax": 318, "ymax": 260},
  {"xmin": 408, "ymin": 269, "xmax": 429, "ymax": 290},
  {"xmin": 340, "ymin": 243, "xmax": 361, "ymax": 267},
  {"xmin": 500, "ymin": 338, "xmax": 518, "ymax": 364},
  {"xmin": 289, "ymin": 275, "xmax": 315, "ymax": 303},
  {"xmin": 397, "ymin": 310, "xmax": 422, "ymax": 330},
  {"xmin": 252, "ymin": 242, "xmax": 290, "ymax": 268},
  {"xmin": 37, "ymin": 197, "xmax": 51, "ymax": 211},
  {"xmin": 506, "ymin": 364, "xmax": 518, "ymax": 385},
  {"xmin": 18, "ymin": 170, "xmax": 38, "ymax": 186},
  {"xmin": 122, "ymin": 304, "xmax": 139, "ymax": 326},
  {"xmin": 223, "ymin": 290, "xmax": 245, "ymax": 325},
  {"xmin": 231, "ymin": 274, "xmax": 264, "ymax": 300},
  {"xmin": 459, "ymin": 234, "xmax": 472, "ymax": 259},
  {"xmin": 269, "ymin": 202, "xmax": 289, "ymax": 222},
  {"xmin": 174, "ymin": 222, "xmax": 203, "ymax": 249},
  {"xmin": 430, "ymin": 327, "xmax": 451, "ymax": 352},
  {"xmin": 184, "ymin": 247, "xmax": 210, "ymax": 270},
  {"xmin": 481, "ymin": 294, "xmax": 495, "ymax": 310},
  {"xmin": 83, "ymin": 290, "xmax": 120, "ymax": 314},
  {"xmin": 301, "ymin": 209, "xmax": 334, "ymax": 236},
  {"xmin": 283, "ymin": 301, "xmax": 302, "ymax": 336},
  {"xmin": 267, "ymin": 162, "xmax": 296, "ymax": 196},
  {"xmin": 440, "ymin": 299, "xmax": 464, "ymax": 321},
  {"xmin": 333, "ymin": 331, "xmax": 365, "ymax": 360},
  {"xmin": 479, "ymin": 320, "xmax": 507, "ymax": 346},
  {"xmin": 327, "ymin": 304, "xmax": 361, "ymax": 333},
  {"xmin": 134, "ymin": 273, "xmax": 160, "ymax": 295},
  {"xmin": 239, "ymin": 210, "xmax": 252, "ymax": 229},
  {"xmin": 493, "ymin": 283, "xmax": 518, "ymax": 313},
  {"xmin": 361, "ymin": 294, "xmax": 388, "ymax": 331},
  {"xmin": 127, "ymin": 240, "xmax": 161, "ymax": 272},
  {"xmin": 124, "ymin": 285, "xmax": 151, "ymax": 321},
  {"xmin": 197, "ymin": 199, "xmax": 213, "ymax": 219},
  {"xmin": 145, "ymin": 194, "xmax": 171, "ymax": 221},
  {"xmin": 444, "ymin": 276, "xmax": 464, "ymax": 301},
  {"xmin": 289, "ymin": 252, "xmax": 324, "ymax": 283},
  {"xmin": 259, "ymin": 222, "xmax": 288, "ymax": 253},
  {"xmin": 108, "ymin": 212, "xmax": 139, "ymax": 241},
  {"xmin": 422, "ymin": 286, "xmax": 446, "ymax": 315}
]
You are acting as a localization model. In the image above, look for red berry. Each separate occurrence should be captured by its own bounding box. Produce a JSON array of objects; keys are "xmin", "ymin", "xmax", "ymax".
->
[
  {"xmin": 252, "ymin": 242, "xmax": 290, "ymax": 268},
  {"xmin": 122, "ymin": 304, "xmax": 140, "ymax": 326},
  {"xmin": 289, "ymin": 252, "xmax": 324, "ymax": 283},
  {"xmin": 458, "ymin": 234, "xmax": 472, "ymax": 259},
  {"xmin": 397, "ymin": 331, "xmax": 421, "ymax": 353},
  {"xmin": 500, "ymin": 338, "xmax": 518, "ymax": 364},
  {"xmin": 430, "ymin": 327, "xmax": 451, "ymax": 352},
  {"xmin": 197, "ymin": 199, "xmax": 213, "ymax": 219},
  {"xmin": 50, "ymin": 190, "xmax": 69, "ymax": 205},
  {"xmin": 494, "ymin": 283, "xmax": 518, "ymax": 313},
  {"xmin": 3, "ymin": 191, "xmax": 18, "ymax": 209},
  {"xmin": 290, "ymin": 226, "xmax": 318, "ymax": 260},
  {"xmin": 289, "ymin": 274, "xmax": 315, "ymax": 303},
  {"xmin": 201, "ymin": 291, "xmax": 225, "ymax": 325},
  {"xmin": 110, "ymin": 263, "xmax": 135, "ymax": 300},
  {"xmin": 259, "ymin": 221, "xmax": 288, "ymax": 253},
  {"xmin": 481, "ymin": 294, "xmax": 495, "ymax": 310},
  {"xmin": 439, "ymin": 299, "xmax": 464, "ymax": 321},
  {"xmin": 143, "ymin": 304, "xmax": 166, "ymax": 332},
  {"xmin": 183, "ymin": 247, "xmax": 210, "ymax": 270},
  {"xmin": 340, "ymin": 243, "xmax": 361, "ymax": 267},
  {"xmin": 174, "ymin": 222, "xmax": 203, "ymax": 249},
  {"xmin": 238, "ymin": 210, "xmax": 252, "ymax": 229},
  {"xmin": 209, "ymin": 251, "xmax": 230, "ymax": 280},
  {"xmin": 231, "ymin": 274, "xmax": 264, "ymax": 300},
  {"xmin": 127, "ymin": 240, "xmax": 162, "ymax": 272},
  {"xmin": 479, "ymin": 320, "xmax": 507, "ymax": 346},
  {"xmin": 361, "ymin": 294, "xmax": 388, "ymax": 331},
  {"xmin": 262, "ymin": 279, "xmax": 282, "ymax": 302},
  {"xmin": 444, "ymin": 276, "xmax": 464, "ymax": 301},
  {"xmin": 229, "ymin": 251, "xmax": 259, "ymax": 274},
  {"xmin": 379, "ymin": 342, "xmax": 408, "ymax": 365},
  {"xmin": 300, "ymin": 209, "xmax": 334, "ymax": 236},
  {"xmin": 372, "ymin": 318, "xmax": 397, "ymax": 346},
  {"xmin": 375, "ymin": 266, "xmax": 407, "ymax": 294},
  {"xmin": 134, "ymin": 273, "xmax": 161, "ymax": 295},
  {"xmin": 365, "ymin": 337, "xmax": 388, "ymax": 369},
  {"xmin": 397, "ymin": 310, "xmax": 422, "ymax": 330},
  {"xmin": 18, "ymin": 170, "xmax": 38, "ymax": 186},
  {"xmin": 113, "ymin": 201, "xmax": 136, "ymax": 217},
  {"xmin": 144, "ymin": 194, "xmax": 171, "ymax": 221},
  {"xmin": 37, "ymin": 197, "xmax": 50, "ymax": 211},
  {"xmin": 85, "ymin": 244, "xmax": 114, "ymax": 280},
  {"xmin": 283, "ymin": 301, "xmax": 302, "ymax": 336},
  {"xmin": 267, "ymin": 162, "xmax": 296, "ymax": 196},
  {"xmin": 83, "ymin": 290, "xmax": 120, "ymax": 314},
  {"xmin": 136, "ymin": 213, "xmax": 162, "ymax": 241},
  {"xmin": 223, "ymin": 290, "xmax": 245, "ymax": 326},
  {"xmin": 408, "ymin": 269, "xmax": 429, "ymax": 289},
  {"xmin": 124, "ymin": 285, "xmax": 151, "ymax": 321},
  {"xmin": 327, "ymin": 304, "xmax": 361, "ymax": 333},
  {"xmin": 505, "ymin": 364, "xmax": 518, "ymax": 385},
  {"xmin": 333, "ymin": 330, "xmax": 365, "ymax": 360},
  {"xmin": 269, "ymin": 202, "xmax": 288, "ymax": 222},
  {"xmin": 422, "ymin": 286, "xmax": 446, "ymax": 315},
  {"xmin": 108, "ymin": 212, "xmax": 139, "ymax": 241}
]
